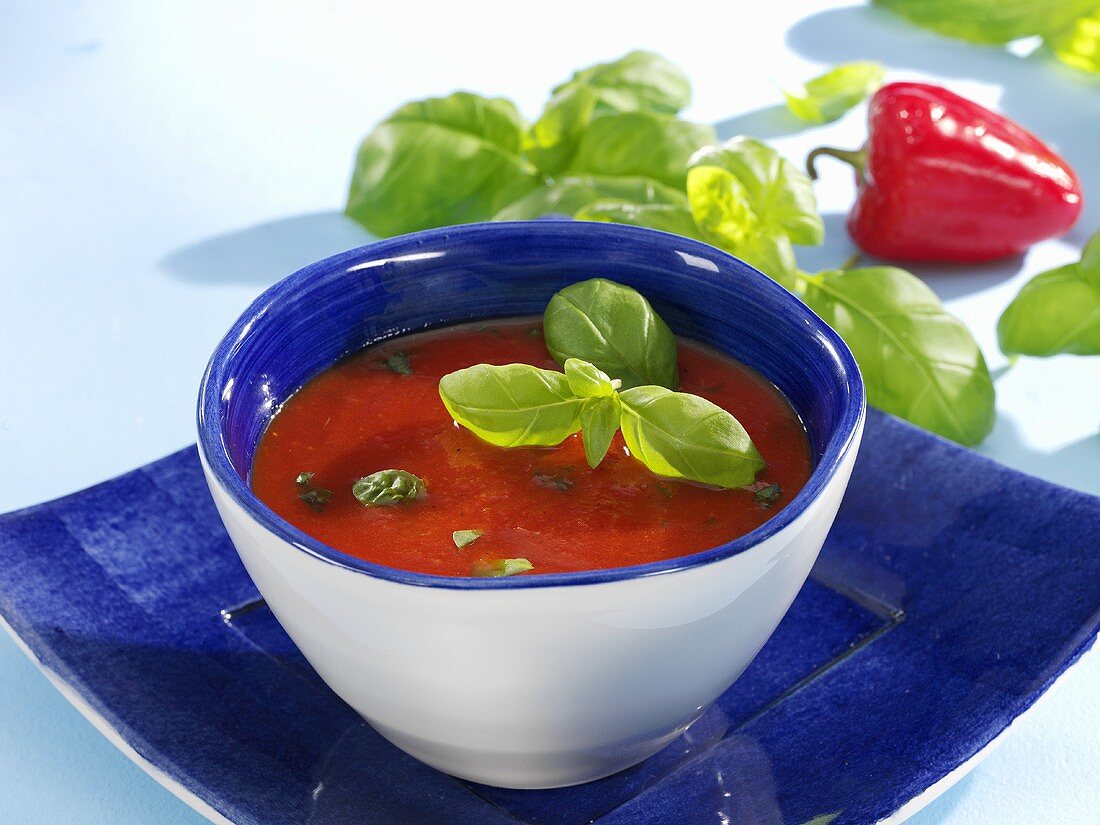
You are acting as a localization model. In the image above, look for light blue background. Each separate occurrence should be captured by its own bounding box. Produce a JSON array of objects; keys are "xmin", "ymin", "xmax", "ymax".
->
[{"xmin": 1, "ymin": 1, "xmax": 1098, "ymax": 822}]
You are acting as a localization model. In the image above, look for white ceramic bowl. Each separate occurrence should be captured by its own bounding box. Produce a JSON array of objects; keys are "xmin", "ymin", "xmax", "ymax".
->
[{"xmin": 198, "ymin": 222, "xmax": 865, "ymax": 788}]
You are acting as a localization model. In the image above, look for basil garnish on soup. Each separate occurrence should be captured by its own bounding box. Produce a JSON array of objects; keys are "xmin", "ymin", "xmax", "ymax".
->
[
  {"xmin": 250, "ymin": 279, "xmax": 808, "ymax": 579},
  {"xmin": 439, "ymin": 282, "xmax": 766, "ymax": 489},
  {"xmin": 353, "ymin": 470, "xmax": 426, "ymax": 507},
  {"xmin": 295, "ymin": 472, "xmax": 333, "ymax": 513}
]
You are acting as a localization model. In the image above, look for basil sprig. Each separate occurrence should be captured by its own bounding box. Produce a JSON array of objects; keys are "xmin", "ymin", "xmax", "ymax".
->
[
  {"xmin": 441, "ymin": 357, "xmax": 763, "ymax": 487},
  {"xmin": 686, "ymin": 137, "xmax": 824, "ymax": 289},
  {"xmin": 344, "ymin": 50, "xmax": 1000, "ymax": 446},
  {"xmin": 998, "ymin": 230, "xmax": 1100, "ymax": 357}
]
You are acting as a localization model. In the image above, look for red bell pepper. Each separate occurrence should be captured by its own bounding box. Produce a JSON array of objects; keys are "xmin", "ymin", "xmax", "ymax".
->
[{"xmin": 807, "ymin": 82, "xmax": 1083, "ymax": 263}]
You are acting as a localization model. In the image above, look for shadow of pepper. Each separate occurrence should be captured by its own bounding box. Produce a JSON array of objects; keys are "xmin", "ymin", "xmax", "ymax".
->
[{"xmin": 160, "ymin": 211, "xmax": 374, "ymax": 286}]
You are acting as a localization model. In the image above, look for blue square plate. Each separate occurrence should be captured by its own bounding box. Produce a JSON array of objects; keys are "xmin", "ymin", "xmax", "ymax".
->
[{"xmin": 1, "ymin": 409, "xmax": 1098, "ymax": 825}]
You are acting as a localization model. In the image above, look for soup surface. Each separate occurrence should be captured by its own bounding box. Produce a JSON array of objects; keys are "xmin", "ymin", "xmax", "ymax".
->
[{"xmin": 251, "ymin": 321, "xmax": 811, "ymax": 576}]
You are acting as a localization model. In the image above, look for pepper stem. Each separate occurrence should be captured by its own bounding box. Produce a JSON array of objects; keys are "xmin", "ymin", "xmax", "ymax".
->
[{"xmin": 806, "ymin": 146, "xmax": 867, "ymax": 185}]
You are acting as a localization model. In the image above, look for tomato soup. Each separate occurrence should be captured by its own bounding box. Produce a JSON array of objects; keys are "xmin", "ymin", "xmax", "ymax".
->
[{"xmin": 250, "ymin": 321, "xmax": 811, "ymax": 576}]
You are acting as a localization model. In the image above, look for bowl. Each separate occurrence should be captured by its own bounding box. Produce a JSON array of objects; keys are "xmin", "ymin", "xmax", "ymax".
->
[{"xmin": 197, "ymin": 221, "xmax": 865, "ymax": 789}]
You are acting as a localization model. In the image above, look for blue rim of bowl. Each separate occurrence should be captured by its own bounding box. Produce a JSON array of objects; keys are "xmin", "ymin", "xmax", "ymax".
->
[{"xmin": 198, "ymin": 221, "xmax": 866, "ymax": 590}]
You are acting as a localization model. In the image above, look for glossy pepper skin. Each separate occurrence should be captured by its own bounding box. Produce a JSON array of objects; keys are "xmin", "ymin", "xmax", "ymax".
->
[{"xmin": 808, "ymin": 82, "xmax": 1083, "ymax": 263}]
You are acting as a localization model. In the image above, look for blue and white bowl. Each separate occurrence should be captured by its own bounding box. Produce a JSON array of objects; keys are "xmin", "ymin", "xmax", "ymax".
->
[{"xmin": 197, "ymin": 221, "xmax": 865, "ymax": 788}]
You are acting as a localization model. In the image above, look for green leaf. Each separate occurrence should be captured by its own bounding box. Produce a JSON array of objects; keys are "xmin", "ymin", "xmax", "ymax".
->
[
  {"xmin": 528, "ymin": 84, "xmax": 599, "ymax": 176},
  {"xmin": 471, "ymin": 558, "xmax": 534, "ymax": 578},
  {"xmin": 352, "ymin": 470, "xmax": 426, "ymax": 506},
  {"xmin": 566, "ymin": 112, "xmax": 717, "ymax": 190},
  {"xmin": 544, "ymin": 278, "xmax": 680, "ymax": 390},
  {"xmin": 1047, "ymin": 8, "xmax": 1100, "ymax": 74},
  {"xmin": 382, "ymin": 351, "xmax": 413, "ymax": 376},
  {"xmin": 551, "ymin": 50, "xmax": 692, "ymax": 115},
  {"xmin": 493, "ymin": 175, "xmax": 687, "ymax": 221},
  {"xmin": 295, "ymin": 472, "xmax": 333, "ymax": 513},
  {"xmin": 438, "ymin": 363, "xmax": 583, "ymax": 447},
  {"xmin": 801, "ymin": 266, "xmax": 995, "ymax": 445},
  {"xmin": 618, "ymin": 386, "xmax": 766, "ymax": 488},
  {"xmin": 735, "ymin": 229, "xmax": 799, "ymax": 290},
  {"xmin": 997, "ymin": 232, "xmax": 1100, "ymax": 356},
  {"xmin": 751, "ymin": 481, "xmax": 783, "ymax": 510},
  {"xmin": 527, "ymin": 51, "xmax": 693, "ymax": 177},
  {"xmin": 564, "ymin": 358, "xmax": 619, "ymax": 397},
  {"xmin": 874, "ymin": 0, "xmax": 1098, "ymax": 44},
  {"xmin": 576, "ymin": 199, "xmax": 704, "ymax": 239},
  {"xmin": 685, "ymin": 163, "xmax": 756, "ymax": 247},
  {"xmin": 784, "ymin": 61, "xmax": 886, "ymax": 124},
  {"xmin": 579, "ymin": 395, "xmax": 622, "ymax": 468},
  {"xmin": 688, "ymin": 137, "xmax": 824, "ymax": 247},
  {"xmin": 345, "ymin": 92, "xmax": 541, "ymax": 237},
  {"xmin": 452, "ymin": 529, "xmax": 484, "ymax": 549}
]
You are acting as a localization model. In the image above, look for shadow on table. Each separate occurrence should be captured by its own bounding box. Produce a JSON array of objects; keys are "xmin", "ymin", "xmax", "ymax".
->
[
  {"xmin": 789, "ymin": 213, "xmax": 1022, "ymax": 300},
  {"xmin": 785, "ymin": 4, "xmax": 1100, "ymax": 233},
  {"xmin": 161, "ymin": 211, "xmax": 373, "ymax": 286},
  {"xmin": 715, "ymin": 105, "xmax": 809, "ymax": 141}
]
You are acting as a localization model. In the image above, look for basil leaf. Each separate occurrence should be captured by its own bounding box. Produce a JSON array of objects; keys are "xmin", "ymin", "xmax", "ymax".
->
[
  {"xmin": 802, "ymin": 267, "xmax": 995, "ymax": 445},
  {"xmin": 295, "ymin": 472, "xmax": 333, "ymax": 513},
  {"xmin": 685, "ymin": 163, "xmax": 756, "ymax": 247},
  {"xmin": 471, "ymin": 558, "xmax": 534, "ymax": 578},
  {"xmin": 618, "ymin": 386, "xmax": 766, "ymax": 488},
  {"xmin": 493, "ymin": 175, "xmax": 687, "ymax": 221},
  {"xmin": 566, "ymin": 112, "xmax": 717, "ymax": 190},
  {"xmin": 353, "ymin": 470, "xmax": 426, "ymax": 507},
  {"xmin": 346, "ymin": 92, "xmax": 541, "ymax": 237},
  {"xmin": 528, "ymin": 84, "xmax": 599, "ymax": 176},
  {"xmin": 997, "ymin": 232, "xmax": 1100, "ymax": 356},
  {"xmin": 544, "ymin": 279, "xmax": 680, "ymax": 391},
  {"xmin": 751, "ymin": 481, "xmax": 783, "ymax": 510},
  {"xmin": 1047, "ymin": 9, "xmax": 1100, "ymax": 73},
  {"xmin": 784, "ymin": 62, "xmax": 886, "ymax": 124},
  {"xmin": 576, "ymin": 199, "xmax": 704, "ymax": 239},
  {"xmin": 579, "ymin": 395, "xmax": 622, "ymax": 468},
  {"xmin": 438, "ymin": 363, "xmax": 583, "ymax": 447},
  {"xmin": 551, "ymin": 50, "xmax": 692, "ymax": 115},
  {"xmin": 874, "ymin": 0, "xmax": 1098, "ymax": 44},
  {"xmin": 687, "ymin": 137, "xmax": 824, "ymax": 248},
  {"xmin": 452, "ymin": 529, "xmax": 483, "ymax": 549},
  {"xmin": 735, "ymin": 229, "xmax": 799, "ymax": 290},
  {"xmin": 564, "ymin": 358, "xmax": 619, "ymax": 397},
  {"xmin": 382, "ymin": 351, "xmax": 413, "ymax": 376},
  {"xmin": 527, "ymin": 51, "xmax": 692, "ymax": 177}
]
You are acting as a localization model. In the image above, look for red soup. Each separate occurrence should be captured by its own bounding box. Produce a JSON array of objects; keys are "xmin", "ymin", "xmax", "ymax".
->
[{"xmin": 251, "ymin": 321, "xmax": 811, "ymax": 576}]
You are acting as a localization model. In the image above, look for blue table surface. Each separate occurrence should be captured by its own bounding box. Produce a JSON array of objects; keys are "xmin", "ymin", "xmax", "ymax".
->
[{"xmin": 2, "ymin": 2, "xmax": 1098, "ymax": 822}]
